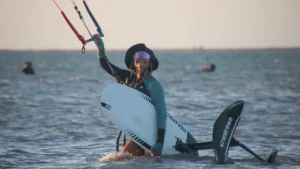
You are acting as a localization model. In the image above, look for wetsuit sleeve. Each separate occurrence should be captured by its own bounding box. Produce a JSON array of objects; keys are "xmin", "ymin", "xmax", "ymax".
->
[
  {"xmin": 95, "ymin": 37, "xmax": 130, "ymax": 80},
  {"xmin": 144, "ymin": 77, "xmax": 167, "ymax": 142}
]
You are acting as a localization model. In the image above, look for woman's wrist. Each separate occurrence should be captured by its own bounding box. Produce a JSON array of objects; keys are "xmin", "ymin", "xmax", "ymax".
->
[{"xmin": 157, "ymin": 128, "xmax": 165, "ymax": 143}]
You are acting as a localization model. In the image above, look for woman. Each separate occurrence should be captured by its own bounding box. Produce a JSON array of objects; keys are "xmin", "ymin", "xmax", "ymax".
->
[{"xmin": 89, "ymin": 34, "xmax": 166, "ymax": 157}]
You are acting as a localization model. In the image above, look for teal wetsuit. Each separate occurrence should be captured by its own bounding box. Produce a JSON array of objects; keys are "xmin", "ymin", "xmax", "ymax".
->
[{"xmin": 96, "ymin": 37, "xmax": 166, "ymax": 153}]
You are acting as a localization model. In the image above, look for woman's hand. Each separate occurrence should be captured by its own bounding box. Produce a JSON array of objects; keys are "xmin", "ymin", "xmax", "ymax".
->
[
  {"xmin": 151, "ymin": 141, "xmax": 163, "ymax": 157},
  {"xmin": 92, "ymin": 34, "xmax": 101, "ymax": 40},
  {"xmin": 88, "ymin": 34, "xmax": 106, "ymax": 58},
  {"xmin": 86, "ymin": 34, "xmax": 101, "ymax": 43}
]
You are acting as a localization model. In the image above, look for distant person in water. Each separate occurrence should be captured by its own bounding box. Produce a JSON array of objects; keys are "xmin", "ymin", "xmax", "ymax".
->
[
  {"xmin": 22, "ymin": 61, "xmax": 35, "ymax": 75},
  {"xmin": 201, "ymin": 62, "xmax": 216, "ymax": 72}
]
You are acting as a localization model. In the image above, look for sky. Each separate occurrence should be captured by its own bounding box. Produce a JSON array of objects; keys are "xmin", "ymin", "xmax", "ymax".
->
[{"xmin": 1, "ymin": 0, "xmax": 300, "ymax": 50}]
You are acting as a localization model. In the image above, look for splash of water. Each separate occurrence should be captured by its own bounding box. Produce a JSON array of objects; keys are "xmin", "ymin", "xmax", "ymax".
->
[{"xmin": 100, "ymin": 151, "xmax": 133, "ymax": 162}]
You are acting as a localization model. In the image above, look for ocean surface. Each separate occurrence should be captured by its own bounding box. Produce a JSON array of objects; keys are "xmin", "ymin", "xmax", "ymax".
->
[{"xmin": 0, "ymin": 49, "xmax": 299, "ymax": 169}]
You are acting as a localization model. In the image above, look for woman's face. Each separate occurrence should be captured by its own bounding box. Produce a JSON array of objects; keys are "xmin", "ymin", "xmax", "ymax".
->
[{"xmin": 133, "ymin": 51, "xmax": 151, "ymax": 73}]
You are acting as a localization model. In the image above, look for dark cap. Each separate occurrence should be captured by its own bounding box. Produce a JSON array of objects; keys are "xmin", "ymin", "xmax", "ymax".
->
[{"xmin": 125, "ymin": 43, "xmax": 159, "ymax": 71}]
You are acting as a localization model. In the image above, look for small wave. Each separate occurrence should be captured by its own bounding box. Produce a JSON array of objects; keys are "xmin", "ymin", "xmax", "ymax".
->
[
  {"xmin": 287, "ymin": 77, "xmax": 298, "ymax": 83},
  {"xmin": 8, "ymin": 149, "xmax": 30, "ymax": 154},
  {"xmin": 70, "ymin": 76, "xmax": 81, "ymax": 81},
  {"xmin": 277, "ymin": 155, "xmax": 300, "ymax": 165},
  {"xmin": 0, "ymin": 160, "xmax": 15, "ymax": 168},
  {"xmin": 0, "ymin": 80, "xmax": 11, "ymax": 87},
  {"xmin": 0, "ymin": 99, "xmax": 18, "ymax": 107},
  {"xmin": 39, "ymin": 78, "xmax": 56, "ymax": 84},
  {"xmin": 175, "ymin": 105, "xmax": 193, "ymax": 110},
  {"xmin": 100, "ymin": 152, "xmax": 133, "ymax": 162},
  {"xmin": 211, "ymin": 88, "xmax": 225, "ymax": 94},
  {"xmin": 68, "ymin": 76, "xmax": 100, "ymax": 83}
]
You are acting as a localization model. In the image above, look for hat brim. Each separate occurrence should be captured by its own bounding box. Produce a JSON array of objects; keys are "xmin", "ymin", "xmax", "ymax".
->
[{"xmin": 125, "ymin": 43, "xmax": 159, "ymax": 71}]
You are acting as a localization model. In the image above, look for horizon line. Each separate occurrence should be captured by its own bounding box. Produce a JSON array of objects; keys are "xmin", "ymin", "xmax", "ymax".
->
[{"xmin": 1, "ymin": 46, "xmax": 300, "ymax": 52}]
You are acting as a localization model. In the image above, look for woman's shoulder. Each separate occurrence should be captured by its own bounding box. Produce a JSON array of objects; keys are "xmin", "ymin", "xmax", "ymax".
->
[
  {"xmin": 144, "ymin": 75, "xmax": 163, "ymax": 88},
  {"xmin": 144, "ymin": 75, "xmax": 157, "ymax": 83}
]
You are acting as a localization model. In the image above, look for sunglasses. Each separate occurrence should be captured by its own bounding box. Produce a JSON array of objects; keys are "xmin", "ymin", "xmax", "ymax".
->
[{"xmin": 134, "ymin": 51, "xmax": 150, "ymax": 60}]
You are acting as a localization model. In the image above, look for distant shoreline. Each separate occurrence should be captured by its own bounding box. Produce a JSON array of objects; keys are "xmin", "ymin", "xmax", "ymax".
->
[{"xmin": 1, "ymin": 47, "xmax": 300, "ymax": 52}]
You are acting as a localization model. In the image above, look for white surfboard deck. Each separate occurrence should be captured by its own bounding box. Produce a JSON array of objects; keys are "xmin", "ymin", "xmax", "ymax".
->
[{"xmin": 100, "ymin": 83, "xmax": 190, "ymax": 155}]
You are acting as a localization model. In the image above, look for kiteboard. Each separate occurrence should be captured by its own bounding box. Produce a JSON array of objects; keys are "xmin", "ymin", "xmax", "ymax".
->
[{"xmin": 100, "ymin": 83, "xmax": 197, "ymax": 155}]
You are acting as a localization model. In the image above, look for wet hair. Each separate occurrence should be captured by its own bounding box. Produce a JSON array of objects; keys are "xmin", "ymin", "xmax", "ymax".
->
[{"xmin": 126, "ymin": 61, "xmax": 153, "ymax": 88}]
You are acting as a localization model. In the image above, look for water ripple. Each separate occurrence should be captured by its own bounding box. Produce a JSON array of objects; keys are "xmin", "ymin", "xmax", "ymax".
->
[{"xmin": 0, "ymin": 50, "xmax": 299, "ymax": 168}]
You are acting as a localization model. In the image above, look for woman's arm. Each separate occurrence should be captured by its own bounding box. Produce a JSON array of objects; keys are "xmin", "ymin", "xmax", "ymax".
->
[
  {"xmin": 144, "ymin": 76, "xmax": 167, "ymax": 155},
  {"xmin": 92, "ymin": 34, "xmax": 130, "ymax": 80}
]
